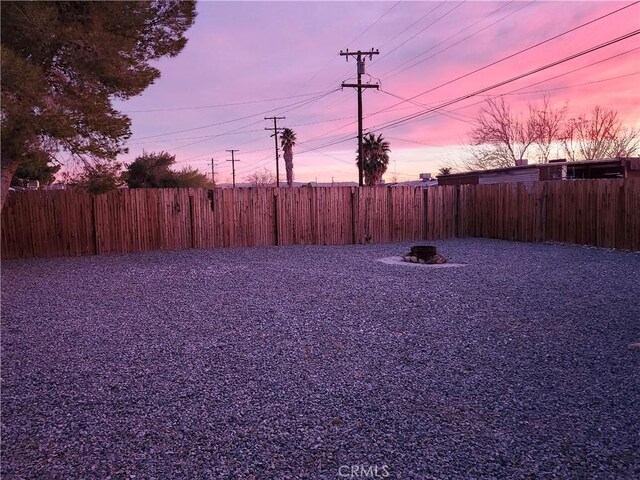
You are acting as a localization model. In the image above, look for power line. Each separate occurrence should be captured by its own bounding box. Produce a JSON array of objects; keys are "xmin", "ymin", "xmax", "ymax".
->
[
  {"xmin": 271, "ymin": 43, "xmax": 639, "ymax": 163},
  {"xmin": 251, "ymin": 45, "xmax": 640, "ymax": 172},
  {"xmin": 290, "ymin": 5, "xmax": 640, "ymax": 153},
  {"xmin": 346, "ymin": 1, "xmax": 401, "ymax": 47},
  {"xmin": 379, "ymin": 89, "xmax": 475, "ymax": 125},
  {"xmin": 130, "ymin": 88, "xmax": 339, "ymax": 141},
  {"xmin": 382, "ymin": 0, "xmax": 533, "ymax": 78},
  {"xmin": 374, "ymin": 1, "xmax": 465, "ymax": 64},
  {"xmin": 377, "ymin": 46, "xmax": 640, "ymax": 122},
  {"xmin": 290, "ymin": 2, "xmax": 399, "ymax": 96},
  {"xmin": 375, "ymin": 47, "xmax": 640, "ymax": 134},
  {"xmin": 165, "ymin": 36, "xmax": 639, "ymax": 179},
  {"xmin": 127, "ymin": 88, "xmax": 341, "ymax": 159},
  {"xmin": 380, "ymin": 1, "xmax": 640, "ymax": 113},
  {"xmin": 501, "ymin": 71, "xmax": 640, "ymax": 97},
  {"xmin": 376, "ymin": 2, "xmax": 446, "ymax": 50},
  {"xmin": 121, "ymin": 90, "xmax": 339, "ymax": 113},
  {"xmin": 126, "ymin": 128, "xmax": 266, "ymax": 146},
  {"xmin": 370, "ymin": 29, "xmax": 640, "ymax": 132},
  {"xmin": 296, "ymin": 135, "xmax": 357, "ymax": 156}
]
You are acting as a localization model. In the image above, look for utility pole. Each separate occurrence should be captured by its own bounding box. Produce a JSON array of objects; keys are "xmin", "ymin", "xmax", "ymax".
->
[
  {"xmin": 340, "ymin": 48, "xmax": 379, "ymax": 187},
  {"xmin": 226, "ymin": 149, "xmax": 239, "ymax": 188},
  {"xmin": 265, "ymin": 116, "xmax": 285, "ymax": 187},
  {"xmin": 210, "ymin": 158, "xmax": 218, "ymax": 186}
]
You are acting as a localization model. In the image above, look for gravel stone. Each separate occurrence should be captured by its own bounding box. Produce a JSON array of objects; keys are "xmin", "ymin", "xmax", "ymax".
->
[{"xmin": 1, "ymin": 239, "xmax": 639, "ymax": 479}]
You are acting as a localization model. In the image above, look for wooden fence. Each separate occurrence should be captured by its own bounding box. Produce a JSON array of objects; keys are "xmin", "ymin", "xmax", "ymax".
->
[
  {"xmin": 456, "ymin": 179, "xmax": 640, "ymax": 251},
  {"xmin": 1, "ymin": 180, "xmax": 638, "ymax": 259}
]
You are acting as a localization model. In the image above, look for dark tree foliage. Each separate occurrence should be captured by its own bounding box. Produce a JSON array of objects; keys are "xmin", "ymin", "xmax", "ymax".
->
[
  {"xmin": 171, "ymin": 167, "xmax": 209, "ymax": 188},
  {"xmin": 11, "ymin": 152, "xmax": 61, "ymax": 187},
  {"xmin": 66, "ymin": 162, "xmax": 125, "ymax": 195},
  {"xmin": 1, "ymin": 1, "xmax": 197, "ymax": 207},
  {"xmin": 124, "ymin": 151, "xmax": 208, "ymax": 188},
  {"xmin": 358, "ymin": 133, "xmax": 391, "ymax": 186},
  {"xmin": 280, "ymin": 128, "xmax": 297, "ymax": 187}
]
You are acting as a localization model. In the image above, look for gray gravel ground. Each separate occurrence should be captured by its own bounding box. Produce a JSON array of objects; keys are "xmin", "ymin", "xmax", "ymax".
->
[{"xmin": 2, "ymin": 238, "xmax": 639, "ymax": 479}]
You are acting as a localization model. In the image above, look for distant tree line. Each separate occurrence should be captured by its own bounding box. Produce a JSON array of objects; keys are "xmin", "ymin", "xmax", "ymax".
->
[
  {"xmin": 465, "ymin": 96, "xmax": 640, "ymax": 170},
  {"xmin": 61, "ymin": 152, "xmax": 209, "ymax": 194}
]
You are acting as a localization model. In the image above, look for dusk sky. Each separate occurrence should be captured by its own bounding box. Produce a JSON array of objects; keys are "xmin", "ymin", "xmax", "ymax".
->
[{"xmin": 114, "ymin": 1, "xmax": 640, "ymax": 185}]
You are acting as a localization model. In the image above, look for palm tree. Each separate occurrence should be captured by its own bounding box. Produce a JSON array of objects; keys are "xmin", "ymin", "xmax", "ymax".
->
[
  {"xmin": 359, "ymin": 133, "xmax": 390, "ymax": 186},
  {"xmin": 280, "ymin": 128, "xmax": 297, "ymax": 187},
  {"xmin": 438, "ymin": 167, "xmax": 452, "ymax": 176}
]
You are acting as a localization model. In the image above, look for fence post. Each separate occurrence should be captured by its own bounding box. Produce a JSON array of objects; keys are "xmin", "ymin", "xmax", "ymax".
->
[
  {"xmin": 454, "ymin": 185, "xmax": 460, "ymax": 238},
  {"xmin": 351, "ymin": 187, "xmax": 357, "ymax": 244},
  {"xmin": 91, "ymin": 196, "xmax": 99, "ymax": 255},
  {"xmin": 189, "ymin": 194, "xmax": 195, "ymax": 249},
  {"xmin": 540, "ymin": 181, "xmax": 548, "ymax": 242},
  {"xmin": 273, "ymin": 189, "xmax": 280, "ymax": 246},
  {"xmin": 423, "ymin": 188, "xmax": 429, "ymax": 240}
]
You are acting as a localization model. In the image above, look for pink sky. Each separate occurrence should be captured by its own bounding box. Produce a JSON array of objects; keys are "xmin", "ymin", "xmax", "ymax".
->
[{"xmin": 114, "ymin": 1, "xmax": 640, "ymax": 184}]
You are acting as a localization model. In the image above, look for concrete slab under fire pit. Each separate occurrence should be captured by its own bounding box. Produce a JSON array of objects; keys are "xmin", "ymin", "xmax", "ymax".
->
[{"xmin": 376, "ymin": 256, "xmax": 468, "ymax": 268}]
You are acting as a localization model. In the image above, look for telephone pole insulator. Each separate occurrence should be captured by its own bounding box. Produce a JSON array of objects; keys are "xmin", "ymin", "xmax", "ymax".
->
[{"xmin": 339, "ymin": 49, "xmax": 380, "ymax": 187}]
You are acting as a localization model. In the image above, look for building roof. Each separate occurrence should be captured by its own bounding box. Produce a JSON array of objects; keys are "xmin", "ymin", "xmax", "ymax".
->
[{"xmin": 437, "ymin": 157, "xmax": 639, "ymax": 179}]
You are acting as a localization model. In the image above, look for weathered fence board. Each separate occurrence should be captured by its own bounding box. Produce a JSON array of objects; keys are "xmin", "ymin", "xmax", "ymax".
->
[{"xmin": 2, "ymin": 180, "xmax": 639, "ymax": 259}]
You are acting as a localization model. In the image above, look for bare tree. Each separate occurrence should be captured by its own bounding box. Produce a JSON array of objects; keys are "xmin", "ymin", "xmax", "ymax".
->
[
  {"xmin": 465, "ymin": 143, "xmax": 517, "ymax": 170},
  {"xmin": 561, "ymin": 106, "xmax": 640, "ymax": 160},
  {"xmin": 532, "ymin": 96, "xmax": 567, "ymax": 162},
  {"xmin": 464, "ymin": 97, "xmax": 637, "ymax": 170},
  {"xmin": 468, "ymin": 97, "xmax": 538, "ymax": 168},
  {"xmin": 245, "ymin": 168, "xmax": 276, "ymax": 187}
]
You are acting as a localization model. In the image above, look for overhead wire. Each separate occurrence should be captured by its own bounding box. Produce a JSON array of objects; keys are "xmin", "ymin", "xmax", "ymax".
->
[
  {"xmin": 121, "ymin": 90, "xmax": 340, "ymax": 114},
  {"xmin": 346, "ymin": 1, "xmax": 401, "ymax": 48},
  {"xmin": 381, "ymin": 0, "xmax": 533, "ymax": 78},
  {"xmin": 376, "ymin": 2, "xmax": 446, "ymax": 50},
  {"xmin": 271, "ymin": 40, "xmax": 639, "ymax": 168},
  {"xmin": 286, "ymin": 39, "xmax": 640, "ymax": 164},
  {"xmin": 290, "ymin": 1, "xmax": 401, "ymax": 96},
  {"xmin": 130, "ymin": 3, "xmax": 640, "ymax": 180},
  {"xmin": 375, "ymin": 1, "xmax": 640, "ymax": 115},
  {"xmin": 371, "ymin": 47, "xmax": 640, "ymax": 138},
  {"xmin": 369, "ymin": 29, "xmax": 640, "ymax": 132},
  {"xmin": 374, "ymin": 1, "xmax": 465, "ymax": 64},
  {"xmin": 129, "ymin": 88, "xmax": 340, "ymax": 141},
  {"xmin": 376, "ymin": 47, "xmax": 640, "ymax": 124}
]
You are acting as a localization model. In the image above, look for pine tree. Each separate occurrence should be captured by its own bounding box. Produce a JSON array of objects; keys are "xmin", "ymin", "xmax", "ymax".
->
[{"xmin": 1, "ymin": 1, "xmax": 197, "ymax": 208}]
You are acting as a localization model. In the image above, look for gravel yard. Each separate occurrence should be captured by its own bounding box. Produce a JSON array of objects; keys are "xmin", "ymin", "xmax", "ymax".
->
[{"xmin": 2, "ymin": 239, "xmax": 639, "ymax": 479}]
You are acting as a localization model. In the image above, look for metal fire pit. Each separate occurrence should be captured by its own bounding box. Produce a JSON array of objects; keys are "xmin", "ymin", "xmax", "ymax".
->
[
  {"xmin": 403, "ymin": 245, "xmax": 447, "ymax": 264},
  {"xmin": 410, "ymin": 245, "xmax": 437, "ymax": 261}
]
